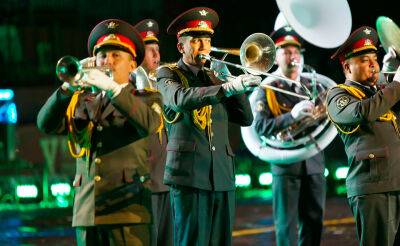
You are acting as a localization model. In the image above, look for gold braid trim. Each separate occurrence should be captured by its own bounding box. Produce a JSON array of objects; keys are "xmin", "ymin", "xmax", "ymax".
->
[
  {"xmin": 265, "ymin": 88, "xmax": 291, "ymax": 116},
  {"xmin": 66, "ymin": 91, "xmax": 94, "ymax": 158},
  {"xmin": 173, "ymin": 69, "xmax": 212, "ymax": 130},
  {"xmin": 327, "ymin": 84, "xmax": 399, "ymax": 135}
]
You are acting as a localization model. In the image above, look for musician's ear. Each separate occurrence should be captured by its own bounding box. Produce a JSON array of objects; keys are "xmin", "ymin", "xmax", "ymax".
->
[{"xmin": 342, "ymin": 60, "xmax": 350, "ymax": 74}]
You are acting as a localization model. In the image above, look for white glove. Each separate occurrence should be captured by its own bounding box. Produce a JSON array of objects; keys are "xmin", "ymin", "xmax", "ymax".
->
[
  {"xmin": 382, "ymin": 46, "xmax": 400, "ymax": 73},
  {"xmin": 210, "ymin": 60, "xmax": 231, "ymax": 81},
  {"xmin": 61, "ymin": 81, "xmax": 80, "ymax": 93},
  {"xmin": 221, "ymin": 74, "xmax": 262, "ymax": 97},
  {"xmin": 79, "ymin": 57, "xmax": 96, "ymax": 67},
  {"xmin": 290, "ymin": 100, "xmax": 315, "ymax": 121},
  {"xmin": 84, "ymin": 69, "xmax": 124, "ymax": 98}
]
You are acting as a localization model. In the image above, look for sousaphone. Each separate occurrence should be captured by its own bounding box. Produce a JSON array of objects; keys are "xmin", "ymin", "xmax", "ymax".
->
[{"xmin": 240, "ymin": 0, "xmax": 351, "ymax": 164}]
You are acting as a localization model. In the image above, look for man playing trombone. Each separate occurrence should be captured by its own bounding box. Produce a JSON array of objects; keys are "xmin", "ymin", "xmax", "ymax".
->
[
  {"xmin": 156, "ymin": 6, "xmax": 261, "ymax": 245},
  {"xmin": 37, "ymin": 19, "xmax": 161, "ymax": 245},
  {"xmin": 252, "ymin": 26, "xmax": 326, "ymax": 246}
]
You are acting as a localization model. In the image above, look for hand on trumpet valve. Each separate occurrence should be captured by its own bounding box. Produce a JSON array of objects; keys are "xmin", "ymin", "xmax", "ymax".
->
[
  {"xmin": 79, "ymin": 57, "xmax": 96, "ymax": 67},
  {"xmin": 382, "ymin": 46, "xmax": 400, "ymax": 74},
  {"xmin": 82, "ymin": 69, "xmax": 123, "ymax": 98},
  {"xmin": 210, "ymin": 60, "xmax": 231, "ymax": 81},
  {"xmin": 290, "ymin": 100, "xmax": 315, "ymax": 121},
  {"xmin": 221, "ymin": 74, "xmax": 262, "ymax": 97}
]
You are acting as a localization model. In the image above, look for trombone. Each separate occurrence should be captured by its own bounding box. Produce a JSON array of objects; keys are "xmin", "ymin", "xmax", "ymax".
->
[{"xmin": 203, "ymin": 33, "xmax": 312, "ymax": 100}]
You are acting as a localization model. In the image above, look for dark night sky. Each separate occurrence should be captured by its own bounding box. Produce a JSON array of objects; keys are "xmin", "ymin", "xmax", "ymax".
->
[{"xmin": 1, "ymin": 0, "xmax": 399, "ymax": 88}]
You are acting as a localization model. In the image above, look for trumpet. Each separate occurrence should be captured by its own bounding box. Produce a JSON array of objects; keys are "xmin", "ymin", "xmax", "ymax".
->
[
  {"xmin": 56, "ymin": 56, "xmax": 112, "ymax": 92},
  {"xmin": 203, "ymin": 33, "xmax": 312, "ymax": 100}
]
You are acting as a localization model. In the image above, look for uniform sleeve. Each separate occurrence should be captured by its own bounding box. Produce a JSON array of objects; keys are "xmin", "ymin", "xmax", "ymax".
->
[
  {"xmin": 327, "ymin": 82, "xmax": 400, "ymax": 125},
  {"xmin": 253, "ymin": 88, "xmax": 295, "ymax": 137},
  {"xmin": 36, "ymin": 88, "xmax": 72, "ymax": 135},
  {"xmin": 224, "ymin": 94, "xmax": 253, "ymax": 126},
  {"xmin": 111, "ymin": 84, "xmax": 161, "ymax": 136},
  {"xmin": 156, "ymin": 66, "xmax": 225, "ymax": 112}
]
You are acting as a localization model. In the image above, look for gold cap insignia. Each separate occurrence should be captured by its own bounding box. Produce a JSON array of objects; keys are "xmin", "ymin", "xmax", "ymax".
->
[
  {"xmin": 104, "ymin": 34, "xmax": 120, "ymax": 41},
  {"xmin": 146, "ymin": 21, "xmax": 154, "ymax": 28},
  {"xmin": 107, "ymin": 21, "xmax": 118, "ymax": 29},
  {"xmin": 198, "ymin": 21, "xmax": 209, "ymax": 28},
  {"xmin": 284, "ymin": 26, "xmax": 292, "ymax": 32},
  {"xmin": 363, "ymin": 28, "xmax": 371, "ymax": 35},
  {"xmin": 364, "ymin": 39, "xmax": 372, "ymax": 46},
  {"xmin": 146, "ymin": 31, "xmax": 155, "ymax": 37},
  {"xmin": 284, "ymin": 35, "xmax": 294, "ymax": 41},
  {"xmin": 199, "ymin": 9, "xmax": 208, "ymax": 16}
]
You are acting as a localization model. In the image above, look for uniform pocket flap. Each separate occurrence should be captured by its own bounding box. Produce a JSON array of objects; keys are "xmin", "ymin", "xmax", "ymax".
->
[
  {"xmin": 72, "ymin": 174, "xmax": 82, "ymax": 187},
  {"xmin": 226, "ymin": 144, "xmax": 235, "ymax": 157},
  {"xmin": 166, "ymin": 139, "xmax": 196, "ymax": 152},
  {"xmin": 355, "ymin": 147, "xmax": 388, "ymax": 161}
]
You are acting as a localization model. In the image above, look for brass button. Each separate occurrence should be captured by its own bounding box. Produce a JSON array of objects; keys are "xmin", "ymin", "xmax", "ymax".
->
[
  {"xmin": 97, "ymin": 142, "xmax": 103, "ymax": 148},
  {"xmin": 97, "ymin": 125, "xmax": 103, "ymax": 132},
  {"xmin": 211, "ymin": 146, "xmax": 216, "ymax": 151},
  {"xmin": 94, "ymin": 158, "xmax": 101, "ymax": 164},
  {"xmin": 210, "ymin": 119, "xmax": 213, "ymax": 124},
  {"xmin": 94, "ymin": 175, "xmax": 101, "ymax": 182},
  {"xmin": 368, "ymin": 153, "xmax": 375, "ymax": 159}
]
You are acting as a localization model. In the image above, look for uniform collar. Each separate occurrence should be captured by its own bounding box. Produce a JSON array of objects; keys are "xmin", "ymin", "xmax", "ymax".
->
[{"xmin": 274, "ymin": 67, "xmax": 301, "ymax": 87}]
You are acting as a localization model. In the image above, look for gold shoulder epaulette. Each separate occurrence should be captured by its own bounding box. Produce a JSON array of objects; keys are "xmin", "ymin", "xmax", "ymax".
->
[{"xmin": 157, "ymin": 62, "xmax": 178, "ymax": 71}]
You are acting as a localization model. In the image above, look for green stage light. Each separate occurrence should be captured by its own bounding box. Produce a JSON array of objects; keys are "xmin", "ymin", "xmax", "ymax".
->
[
  {"xmin": 50, "ymin": 183, "xmax": 71, "ymax": 197},
  {"xmin": 235, "ymin": 174, "xmax": 251, "ymax": 188},
  {"xmin": 335, "ymin": 166, "xmax": 349, "ymax": 180},
  {"xmin": 335, "ymin": 184, "xmax": 347, "ymax": 195},
  {"xmin": 16, "ymin": 185, "xmax": 38, "ymax": 198},
  {"xmin": 324, "ymin": 168, "xmax": 329, "ymax": 177},
  {"xmin": 258, "ymin": 172, "xmax": 273, "ymax": 186}
]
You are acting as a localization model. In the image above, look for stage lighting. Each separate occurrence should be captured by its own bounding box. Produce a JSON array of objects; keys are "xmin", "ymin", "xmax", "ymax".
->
[
  {"xmin": 258, "ymin": 172, "xmax": 273, "ymax": 186},
  {"xmin": 235, "ymin": 174, "xmax": 251, "ymax": 188},
  {"xmin": 334, "ymin": 166, "xmax": 349, "ymax": 180},
  {"xmin": 16, "ymin": 185, "xmax": 38, "ymax": 199}
]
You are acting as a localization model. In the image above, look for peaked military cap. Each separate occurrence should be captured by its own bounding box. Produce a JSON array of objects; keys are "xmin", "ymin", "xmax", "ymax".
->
[
  {"xmin": 270, "ymin": 25, "xmax": 303, "ymax": 48},
  {"xmin": 167, "ymin": 7, "xmax": 219, "ymax": 37},
  {"xmin": 88, "ymin": 19, "xmax": 145, "ymax": 66},
  {"xmin": 331, "ymin": 26, "xmax": 378, "ymax": 62},
  {"xmin": 134, "ymin": 19, "xmax": 159, "ymax": 44}
]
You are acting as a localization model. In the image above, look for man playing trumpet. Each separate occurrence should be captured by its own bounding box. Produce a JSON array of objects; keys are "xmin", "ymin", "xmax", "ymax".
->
[{"xmin": 37, "ymin": 19, "xmax": 161, "ymax": 245}]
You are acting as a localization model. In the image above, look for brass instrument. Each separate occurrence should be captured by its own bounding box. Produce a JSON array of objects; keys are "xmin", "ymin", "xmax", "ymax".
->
[
  {"xmin": 204, "ymin": 33, "xmax": 311, "ymax": 99},
  {"xmin": 376, "ymin": 16, "xmax": 400, "ymax": 74},
  {"xmin": 56, "ymin": 56, "xmax": 111, "ymax": 92}
]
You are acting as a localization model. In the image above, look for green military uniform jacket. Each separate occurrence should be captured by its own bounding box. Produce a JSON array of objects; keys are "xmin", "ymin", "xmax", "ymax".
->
[
  {"xmin": 136, "ymin": 90, "xmax": 169, "ymax": 193},
  {"xmin": 156, "ymin": 59, "xmax": 253, "ymax": 191},
  {"xmin": 253, "ymin": 77, "xmax": 324, "ymax": 175},
  {"xmin": 326, "ymin": 79, "xmax": 400, "ymax": 197},
  {"xmin": 37, "ymin": 84, "xmax": 160, "ymax": 226}
]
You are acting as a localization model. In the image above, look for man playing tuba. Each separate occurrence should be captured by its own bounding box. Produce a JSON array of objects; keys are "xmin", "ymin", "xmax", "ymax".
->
[{"xmin": 252, "ymin": 26, "xmax": 326, "ymax": 246}]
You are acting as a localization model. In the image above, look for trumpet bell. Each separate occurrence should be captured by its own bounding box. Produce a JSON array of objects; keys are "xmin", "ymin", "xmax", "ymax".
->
[
  {"xmin": 240, "ymin": 33, "xmax": 276, "ymax": 74},
  {"xmin": 276, "ymin": 0, "xmax": 352, "ymax": 48},
  {"xmin": 376, "ymin": 16, "xmax": 400, "ymax": 54},
  {"xmin": 56, "ymin": 56, "xmax": 83, "ymax": 83}
]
